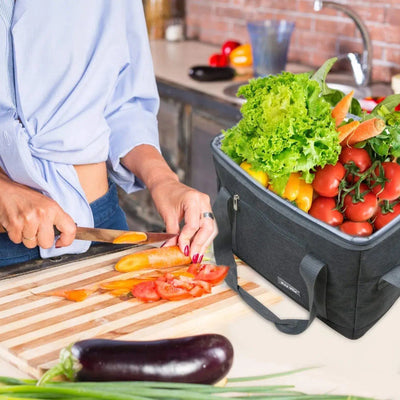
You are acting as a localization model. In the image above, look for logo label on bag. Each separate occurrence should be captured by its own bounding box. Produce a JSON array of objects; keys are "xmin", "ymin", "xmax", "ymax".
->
[{"xmin": 277, "ymin": 276, "xmax": 300, "ymax": 296}]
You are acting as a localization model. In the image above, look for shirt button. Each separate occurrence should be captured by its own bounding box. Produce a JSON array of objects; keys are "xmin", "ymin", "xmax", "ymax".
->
[{"xmin": 2, "ymin": 131, "xmax": 11, "ymax": 146}]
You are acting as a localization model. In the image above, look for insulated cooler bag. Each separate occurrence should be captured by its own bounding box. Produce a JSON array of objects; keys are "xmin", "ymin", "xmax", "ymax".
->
[{"xmin": 211, "ymin": 134, "xmax": 400, "ymax": 339}]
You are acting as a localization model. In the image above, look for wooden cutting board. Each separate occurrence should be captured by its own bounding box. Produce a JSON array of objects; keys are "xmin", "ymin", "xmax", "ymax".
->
[{"xmin": 0, "ymin": 247, "xmax": 281, "ymax": 378}]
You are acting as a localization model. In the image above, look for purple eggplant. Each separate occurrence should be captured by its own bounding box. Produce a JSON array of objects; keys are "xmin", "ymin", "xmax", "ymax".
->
[{"xmin": 39, "ymin": 334, "xmax": 234, "ymax": 385}]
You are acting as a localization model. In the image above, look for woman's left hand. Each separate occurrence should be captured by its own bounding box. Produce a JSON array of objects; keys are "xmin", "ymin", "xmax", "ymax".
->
[
  {"xmin": 150, "ymin": 179, "xmax": 218, "ymax": 263},
  {"xmin": 122, "ymin": 145, "xmax": 218, "ymax": 263}
]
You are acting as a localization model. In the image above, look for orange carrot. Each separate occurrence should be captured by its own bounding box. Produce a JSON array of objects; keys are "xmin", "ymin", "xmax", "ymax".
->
[
  {"xmin": 112, "ymin": 231, "xmax": 147, "ymax": 244},
  {"xmin": 346, "ymin": 117, "xmax": 386, "ymax": 146},
  {"xmin": 115, "ymin": 245, "xmax": 191, "ymax": 273},
  {"xmin": 331, "ymin": 90, "xmax": 354, "ymax": 127},
  {"xmin": 337, "ymin": 120, "xmax": 360, "ymax": 144}
]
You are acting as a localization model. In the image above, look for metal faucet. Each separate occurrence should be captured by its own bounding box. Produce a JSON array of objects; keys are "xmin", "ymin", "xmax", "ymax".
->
[{"xmin": 313, "ymin": 0, "xmax": 372, "ymax": 87}]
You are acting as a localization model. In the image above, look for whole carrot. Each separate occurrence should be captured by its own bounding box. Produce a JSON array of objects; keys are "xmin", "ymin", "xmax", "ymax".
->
[
  {"xmin": 331, "ymin": 90, "xmax": 354, "ymax": 127},
  {"xmin": 337, "ymin": 120, "xmax": 360, "ymax": 144},
  {"xmin": 346, "ymin": 117, "xmax": 386, "ymax": 146},
  {"xmin": 115, "ymin": 245, "xmax": 191, "ymax": 272}
]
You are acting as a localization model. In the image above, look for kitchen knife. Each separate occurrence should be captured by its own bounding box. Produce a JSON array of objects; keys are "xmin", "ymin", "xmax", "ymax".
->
[{"xmin": 0, "ymin": 225, "xmax": 177, "ymax": 245}]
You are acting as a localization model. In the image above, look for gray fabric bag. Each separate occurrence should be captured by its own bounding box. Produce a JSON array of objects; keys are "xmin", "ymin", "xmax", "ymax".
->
[{"xmin": 211, "ymin": 134, "xmax": 400, "ymax": 339}]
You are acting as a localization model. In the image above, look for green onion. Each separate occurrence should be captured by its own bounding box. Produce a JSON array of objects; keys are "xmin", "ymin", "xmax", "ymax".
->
[{"xmin": 0, "ymin": 368, "xmax": 377, "ymax": 400}]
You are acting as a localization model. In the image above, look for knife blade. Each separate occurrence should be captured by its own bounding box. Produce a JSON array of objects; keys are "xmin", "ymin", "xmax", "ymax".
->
[
  {"xmin": 64, "ymin": 226, "xmax": 177, "ymax": 245},
  {"xmin": 0, "ymin": 224, "xmax": 176, "ymax": 245}
]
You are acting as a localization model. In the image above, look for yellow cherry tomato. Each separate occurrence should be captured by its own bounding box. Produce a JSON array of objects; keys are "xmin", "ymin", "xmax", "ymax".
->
[
  {"xmin": 240, "ymin": 161, "xmax": 269, "ymax": 187},
  {"xmin": 283, "ymin": 172, "xmax": 301, "ymax": 202},
  {"xmin": 295, "ymin": 178, "xmax": 314, "ymax": 213}
]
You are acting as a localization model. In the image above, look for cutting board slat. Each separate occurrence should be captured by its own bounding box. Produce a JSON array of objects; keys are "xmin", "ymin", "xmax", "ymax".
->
[{"xmin": 0, "ymin": 248, "xmax": 281, "ymax": 378}]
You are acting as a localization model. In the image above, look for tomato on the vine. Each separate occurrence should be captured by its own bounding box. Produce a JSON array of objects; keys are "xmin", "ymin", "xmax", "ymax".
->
[
  {"xmin": 339, "ymin": 221, "xmax": 373, "ymax": 237},
  {"xmin": 374, "ymin": 202, "xmax": 400, "ymax": 230},
  {"xmin": 372, "ymin": 162, "xmax": 400, "ymax": 201},
  {"xmin": 343, "ymin": 184, "xmax": 378, "ymax": 222},
  {"xmin": 339, "ymin": 147, "xmax": 372, "ymax": 179},
  {"xmin": 312, "ymin": 162, "xmax": 346, "ymax": 197},
  {"xmin": 309, "ymin": 197, "xmax": 343, "ymax": 226}
]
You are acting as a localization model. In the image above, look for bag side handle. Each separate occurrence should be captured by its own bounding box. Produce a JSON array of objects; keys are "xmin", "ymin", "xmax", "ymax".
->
[
  {"xmin": 213, "ymin": 187, "xmax": 327, "ymax": 335},
  {"xmin": 379, "ymin": 264, "xmax": 400, "ymax": 290}
]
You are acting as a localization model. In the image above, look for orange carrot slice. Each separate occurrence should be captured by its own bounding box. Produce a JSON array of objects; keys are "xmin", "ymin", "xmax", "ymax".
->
[
  {"xmin": 112, "ymin": 231, "xmax": 147, "ymax": 244},
  {"xmin": 346, "ymin": 117, "xmax": 386, "ymax": 146},
  {"xmin": 107, "ymin": 288, "xmax": 132, "ymax": 297},
  {"xmin": 115, "ymin": 245, "xmax": 192, "ymax": 273},
  {"xmin": 338, "ymin": 120, "xmax": 360, "ymax": 144},
  {"xmin": 332, "ymin": 90, "xmax": 354, "ymax": 127},
  {"xmin": 45, "ymin": 288, "xmax": 97, "ymax": 302},
  {"xmin": 99, "ymin": 278, "xmax": 152, "ymax": 290}
]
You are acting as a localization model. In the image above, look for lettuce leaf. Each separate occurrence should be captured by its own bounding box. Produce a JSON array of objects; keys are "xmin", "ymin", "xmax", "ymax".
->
[{"xmin": 221, "ymin": 69, "xmax": 341, "ymax": 194}]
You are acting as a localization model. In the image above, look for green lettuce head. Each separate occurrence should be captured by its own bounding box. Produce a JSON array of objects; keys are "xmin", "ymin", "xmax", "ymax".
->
[{"xmin": 221, "ymin": 71, "xmax": 341, "ymax": 195}]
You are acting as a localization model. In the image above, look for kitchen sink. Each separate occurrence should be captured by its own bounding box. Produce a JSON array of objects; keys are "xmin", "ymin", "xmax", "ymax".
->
[{"xmin": 223, "ymin": 80, "xmax": 371, "ymax": 106}]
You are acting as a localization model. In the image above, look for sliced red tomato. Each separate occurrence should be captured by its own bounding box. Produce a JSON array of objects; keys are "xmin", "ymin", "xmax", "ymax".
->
[
  {"xmin": 343, "ymin": 184, "xmax": 378, "ymax": 222},
  {"xmin": 188, "ymin": 264, "xmax": 229, "ymax": 285},
  {"xmin": 155, "ymin": 280, "xmax": 192, "ymax": 301},
  {"xmin": 374, "ymin": 203, "xmax": 400, "ymax": 230},
  {"xmin": 339, "ymin": 221, "xmax": 373, "ymax": 237},
  {"xmin": 309, "ymin": 197, "xmax": 343, "ymax": 226},
  {"xmin": 131, "ymin": 281, "xmax": 161, "ymax": 302},
  {"xmin": 372, "ymin": 162, "xmax": 400, "ymax": 201},
  {"xmin": 312, "ymin": 162, "xmax": 346, "ymax": 197}
]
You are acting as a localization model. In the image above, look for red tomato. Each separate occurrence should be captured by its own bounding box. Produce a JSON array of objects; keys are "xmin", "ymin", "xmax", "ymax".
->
[
  {"xmin": 131, "ymin": 281, "xmax": 160, "ymax": 302},
  {"xmin": 312, "ymin": 162, "xmax": 346, "ymax": 197},
  {"xmin": 188, "ymin": 264, "xmax": 229, "ymax": 285},
  {"xmin": 221, "ymin": 40, "xmax": 241, "ymax": 56},
  {"xmin": 343, "ymin": 184, "xmax": 378, "ymax": 222},
  {"xmin": 339, "ymin": 147, "xmax": 372, "ymax": 174},
  {"xmin": 374, "ymin": 203, "xmax": 400, "ymax": 230},
  {"xmin": 309, "ymin": 197, "xmax": 343, "ymax": 226},
  {"xmin": 155, "ymin": 280, "xmax": 192, "ymax": 301},
  {"xmin": 208, "ymin": 53, "xmax": 229, "ymax": 67},
  {"xmin": 372, "ymin": 162, "xmax": 400, "ymax": 201},
  {"xmin": 339, "ymin": 221, "xmax": 373, "ymax": 236}
]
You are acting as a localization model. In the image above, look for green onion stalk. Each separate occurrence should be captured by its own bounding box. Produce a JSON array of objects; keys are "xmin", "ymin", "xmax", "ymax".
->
[{"xmin": 0, "ymin": 368, "xmax": 377, "ymax": 400}]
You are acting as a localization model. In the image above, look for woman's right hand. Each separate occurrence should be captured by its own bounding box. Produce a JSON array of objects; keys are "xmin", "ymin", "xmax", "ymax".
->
[{"xmin": 0, "ymin": 174, "xmax": 76, "ymax": 249}]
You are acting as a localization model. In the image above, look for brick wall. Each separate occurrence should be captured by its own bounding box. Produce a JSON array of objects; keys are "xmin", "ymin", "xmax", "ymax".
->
[{"xmin": 185, "ymin": 0, "xmax": 400, "ymax": 83}]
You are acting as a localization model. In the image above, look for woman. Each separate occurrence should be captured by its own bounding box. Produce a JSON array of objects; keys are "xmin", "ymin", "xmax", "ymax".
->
[{"xmin": 0, "ymin": 0, "xmax": 217, "ymax": 267}]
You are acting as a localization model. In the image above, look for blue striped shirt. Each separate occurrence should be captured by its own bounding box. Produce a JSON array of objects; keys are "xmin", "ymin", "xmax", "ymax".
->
[{"xmin": 0, "ymin": 0, "xmax": 160, "ymax": 258}]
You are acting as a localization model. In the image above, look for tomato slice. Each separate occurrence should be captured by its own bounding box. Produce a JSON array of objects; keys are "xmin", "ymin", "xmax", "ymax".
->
[
  {"xmin": 190, "ymin": 264, "xmax": 229, "ymax": 285},
  {"xmin": 131, "ymin": 281, "xmax": 161, "ymax": 302},
  {"xmin": 155, "ymin": 280, "xmax": 192, "ymax": 301}
]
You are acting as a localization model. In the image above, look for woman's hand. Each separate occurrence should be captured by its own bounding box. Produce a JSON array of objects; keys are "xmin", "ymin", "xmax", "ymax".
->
[
  {"xmin": 150, "ymin": 179, "xmax": 218, "ymax": 262},
  {"xmin": 122, "ymin": 145, "xmax": 218, "ymax": 262},
  {"xmin": 0, "ymin": 172, "xmax": 76, "ymax": 249}
]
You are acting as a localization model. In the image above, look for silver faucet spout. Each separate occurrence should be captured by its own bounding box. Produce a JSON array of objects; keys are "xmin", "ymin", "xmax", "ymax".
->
[{"xmin": 313, "ymin": 0, "xmax": 372, "ymax": 87}]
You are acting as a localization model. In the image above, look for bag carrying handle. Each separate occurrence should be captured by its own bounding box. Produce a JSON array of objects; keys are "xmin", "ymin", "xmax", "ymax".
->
[
  {"xmin": 379, "ymin": 265, "xmax": 400, "ymax": 290},
  {"xmin": 213, "ymin": 187, "xmax": 327, "ymax": 335}
]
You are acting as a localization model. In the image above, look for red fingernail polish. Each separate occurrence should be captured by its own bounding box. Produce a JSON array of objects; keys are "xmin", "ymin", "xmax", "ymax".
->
[
  {"xmin": 192, "ymin": 253, "xmax": 199, "ymax": 263},
  {"xmin": 198, "ymin": 254, "xmax": 203, "ymax": 263},
  {"xmin": 184, "ymin": 245, "xmax": 189, "ymax": 256}
]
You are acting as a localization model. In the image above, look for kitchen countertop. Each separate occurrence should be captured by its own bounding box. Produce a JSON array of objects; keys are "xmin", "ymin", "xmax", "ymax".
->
[
  {"xmin": 0, "ymin": 248, "xmax": 399, "ymax": 399},
  {"xmin": 149, "ymin": 39, "xmax": 393, "ymax": 106}
]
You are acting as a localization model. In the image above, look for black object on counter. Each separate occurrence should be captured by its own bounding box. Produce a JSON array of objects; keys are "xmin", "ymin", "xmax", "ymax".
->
[{"xmin": 189, "ymin": 65, "xmax": 235, "ymax": 82}]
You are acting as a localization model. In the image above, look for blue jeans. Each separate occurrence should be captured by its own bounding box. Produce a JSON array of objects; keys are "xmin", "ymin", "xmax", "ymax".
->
[{"xmin": 0, "ymin": 181, "xmax": 128, "ymax": 267}]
